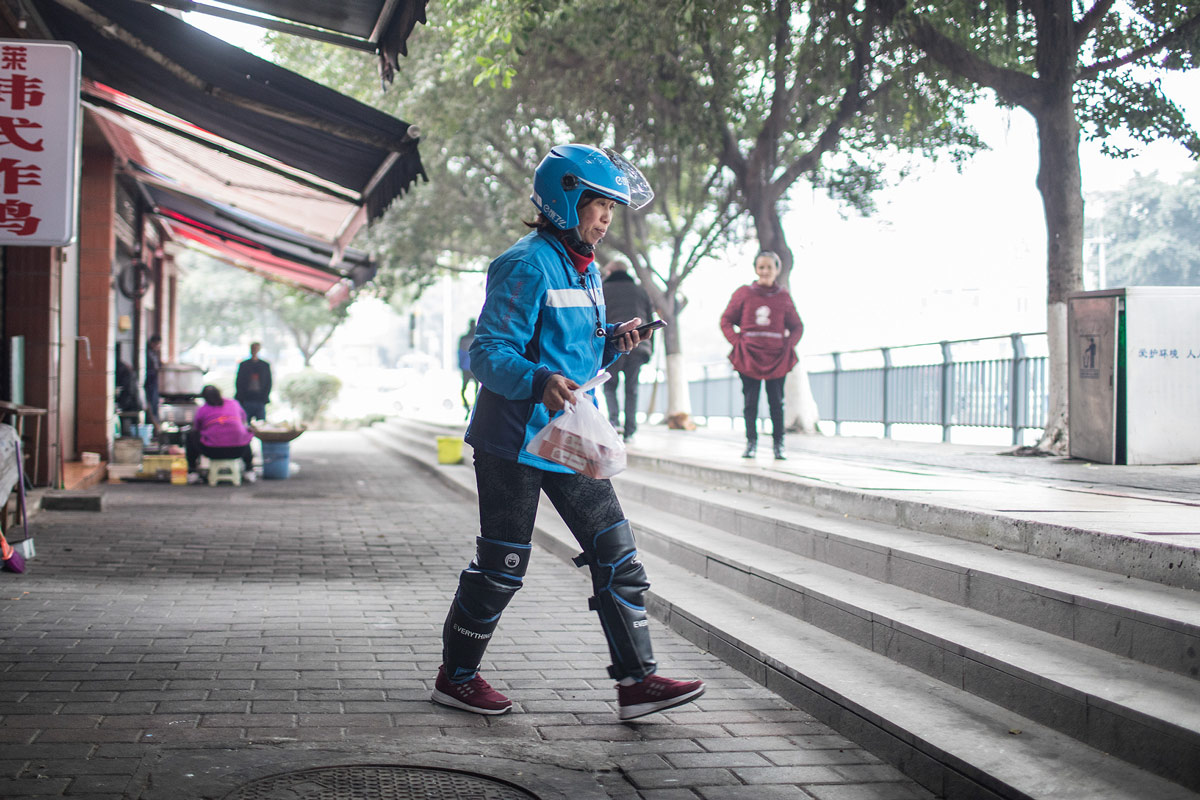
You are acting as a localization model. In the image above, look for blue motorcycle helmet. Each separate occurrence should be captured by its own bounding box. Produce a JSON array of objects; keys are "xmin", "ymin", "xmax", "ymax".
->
[{"xmin": 531, "ymin": 144, "xmax": 654, "ymax": 230}]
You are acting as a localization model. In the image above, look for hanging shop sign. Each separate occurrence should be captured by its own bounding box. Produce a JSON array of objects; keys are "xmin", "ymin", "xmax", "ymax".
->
[{"xmin": 0, "ymin": 39, "xmax": 81, "ymax": 247}]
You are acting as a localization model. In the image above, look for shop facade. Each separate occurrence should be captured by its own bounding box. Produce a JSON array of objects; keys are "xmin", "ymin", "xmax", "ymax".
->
[{"xmin": 0, "ymin": 0, "xmax": 427, "ymax": 488}]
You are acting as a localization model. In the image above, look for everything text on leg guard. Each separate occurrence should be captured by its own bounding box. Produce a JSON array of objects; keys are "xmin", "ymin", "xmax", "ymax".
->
[{"xmin": 442, "ymin": 536, "xmax": 531, "ymax": 681}]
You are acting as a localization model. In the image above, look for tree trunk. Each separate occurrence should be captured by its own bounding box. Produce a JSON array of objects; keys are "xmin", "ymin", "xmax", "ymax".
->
[
  {"xmin": 635, "ymin": 271, "xmax": 692, "ymax": 425},
  {"xmin": 659, "ymin": 309, "xmax": 692, "ymax": 421},
  {"xmin": 749, "ymin": 192, "xmax": 821, "ymax": 434},
  {"xmin": 663, "ymin": 351, "xmax": 693, "ymax": 427},
  {"xmin": 1031, "ymin": 85, "xmax": 1084, "ymax": 454}
]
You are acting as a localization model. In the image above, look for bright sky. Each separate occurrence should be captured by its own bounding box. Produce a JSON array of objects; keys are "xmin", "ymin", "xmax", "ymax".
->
[{"xmin": 185, "ymin": 12, "xmax": 1199, "ymax": 367}]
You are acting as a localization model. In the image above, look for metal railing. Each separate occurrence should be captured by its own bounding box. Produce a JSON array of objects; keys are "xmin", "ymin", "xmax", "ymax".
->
[{"xmin": 684, "ymin": 332, "xmax": 1049, "ymax": 444}]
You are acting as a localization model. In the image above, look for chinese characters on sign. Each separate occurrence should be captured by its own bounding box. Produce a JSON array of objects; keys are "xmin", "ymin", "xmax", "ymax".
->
[
  {"xmin": 0, "ymin": 39, "xmax": 80, "ymax": 247},
  {"xmin": 1136, "ymin": 349, "xmax": 1200, "ymax": 360}
]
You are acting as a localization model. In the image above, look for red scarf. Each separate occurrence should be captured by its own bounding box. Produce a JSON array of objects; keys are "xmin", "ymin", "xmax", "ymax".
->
[{"xmin": 564, "ymin": 243, "xmax": 594, "ymax": 275}]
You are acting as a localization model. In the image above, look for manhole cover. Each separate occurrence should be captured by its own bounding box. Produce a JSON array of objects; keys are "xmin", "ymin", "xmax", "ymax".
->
[{"xmin": 223, "ymin": 764, "xmax": 540, "ymax": 800}]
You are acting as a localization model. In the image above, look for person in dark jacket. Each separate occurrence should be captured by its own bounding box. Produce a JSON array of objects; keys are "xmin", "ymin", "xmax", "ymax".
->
[
  {"xmin": 719, "ymin": 251, "xmax": 804, "ymax": 460},
  {"xmin": 602, "ymin": 260, "xmax": 655, "ymax": 442},
  {"xmin": 144, "ymin": 335, "xmax": 162, "ymax": 428},
  {"xmin": 115, "ymin": 359, "xmax": 141, "ymax": 436},
  {"xmin": 234, "ymin": 342, "xmax": 272, "ymax": 422}
]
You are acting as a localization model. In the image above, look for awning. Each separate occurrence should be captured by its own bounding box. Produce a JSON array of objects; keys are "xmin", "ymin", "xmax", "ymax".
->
[
  {"xmin": 87, "ymin": 88, "xmax": 363, "ymax": 244},
  {"xmin": 29, "ymin": 0, "xmax": 426, "ymax": 227},
  {"xmin": 168, "ymin": 224, "xmax": 356, "ymax": 299},
  {"xmin": 144, "ymin": 182, "xmax": 376, "ymax": 290},
  {"xmin": 132, "ymin": 0, "xmax": 429, "ymax": 82},
  {"xmin": 87, "ymin": 88, "xmax": 376, "ymax": 305}
]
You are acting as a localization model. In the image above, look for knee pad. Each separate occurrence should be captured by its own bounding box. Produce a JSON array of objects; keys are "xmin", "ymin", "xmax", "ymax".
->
[
  {"xmin": 575, "ymin": 520, "xmax": 656, "ymax": 679},
  {"xmin": 443, "ymin": 537, "xmax": 531, "ymax": 680}
]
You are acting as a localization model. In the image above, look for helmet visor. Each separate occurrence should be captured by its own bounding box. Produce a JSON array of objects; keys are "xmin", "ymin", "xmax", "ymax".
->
[{"xmin": 603, "ymin": 148, "xmax": 654, "ymax": 210}]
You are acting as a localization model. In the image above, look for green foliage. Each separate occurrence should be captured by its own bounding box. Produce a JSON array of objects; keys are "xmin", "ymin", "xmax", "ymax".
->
[
  {"xmin": 609, "ymin": 0, "xmax": 983, "ymax": 281},
  {"xmin": 177, "ymin": 251, "xmax": 265, "ymax": 350},
  {"xmin": 1092, "ymin": 168, "xmax": 1200, "ymax": 286},
  {"xmin": 279, "ymin": 369, "xmax": 343, "ymax": 422},
  {"xmin": 266, "ymin": 0, "xmax": 742, "ymax": 320},
  {"xmin": 264, "ymin": 284, "xmax": 350, "ymax": 366},
  {"xmin": 880, "ymin": 1, "xmax": 1200, "ymax": 157},
  {"xmin": 267, "ymin": 7, "xmax": 547, "ymax": 302},
  {"xmin": 264, "ymin": 0, "xmax": 988, "ymax": 306},
  {"xmin": 175, "ymin": 247, "xmax": 351, "ymax": 366}
]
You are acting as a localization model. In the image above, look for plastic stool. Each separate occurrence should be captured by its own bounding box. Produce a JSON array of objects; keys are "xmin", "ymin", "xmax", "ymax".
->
[{"xmin": 207, "ymin": 459, "xmax": 243, "ymax": 487}]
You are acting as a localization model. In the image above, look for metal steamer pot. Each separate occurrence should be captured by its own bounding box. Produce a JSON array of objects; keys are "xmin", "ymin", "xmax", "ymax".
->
[{"xmin": 159, "ymin": 363, "xmax": 206, "ymax": 396}]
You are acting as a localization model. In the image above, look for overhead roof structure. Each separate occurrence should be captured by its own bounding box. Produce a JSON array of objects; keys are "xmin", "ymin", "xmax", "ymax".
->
[
  {"xmin": 30, "ymin": 0, "xmax": 426, "ymax": 226},
  {"xmin": 130, "ymin": 0, "xmax": 429, "ymax": 83},
  {"xmin": 86, "ymin": 86, "xmax": 362, "ymax": 244},
  {"xmin": 22, "ymin": 0, "xmax": 430, "ymax": 302},
  {"xmin": 145, "ymin": 182, "xmax": 376, "ymax": 294}
]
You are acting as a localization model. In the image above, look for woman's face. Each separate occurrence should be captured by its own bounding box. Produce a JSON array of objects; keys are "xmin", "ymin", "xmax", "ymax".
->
[
  {"xmin": 576, "ymin": 197, "xmax": 617, "ymax": 246},
  {"xmin": 754, "ymin": 255, "xmax": 780, "ymax": 287}
]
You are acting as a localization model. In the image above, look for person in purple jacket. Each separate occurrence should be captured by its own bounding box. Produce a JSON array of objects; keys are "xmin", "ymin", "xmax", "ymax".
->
[
  {"xmin": 720, "ymin": 251, "xmax": 804, "ymax": 460},
  {"xmin": 186, "ymin": 385, "xmax": 256, "ymax": 483}
]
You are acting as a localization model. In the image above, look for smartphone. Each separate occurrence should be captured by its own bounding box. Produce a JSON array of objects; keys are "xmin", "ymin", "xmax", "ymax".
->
[{"xmin": 608, "ymin": 319, "xmax": 667, "ymax": 341}]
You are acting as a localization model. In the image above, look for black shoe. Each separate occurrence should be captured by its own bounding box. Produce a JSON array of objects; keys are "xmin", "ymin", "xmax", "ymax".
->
[
  {"xmin": 741, "ymin": 442, "xmax": 757, "ymax": 458},
  {"xmin": 773, "ymin": 442, "xmax": 786, "ymax": 460}
]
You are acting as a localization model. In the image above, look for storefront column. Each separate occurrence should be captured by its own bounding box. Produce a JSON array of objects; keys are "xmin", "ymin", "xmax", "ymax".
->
[
  {"xmin": 76, "ymin": 138, "xmax": 117, "ymax": 459},
  {"xmin": 4, "ymin": 246, "xmax": 59, "ymax": 487}
]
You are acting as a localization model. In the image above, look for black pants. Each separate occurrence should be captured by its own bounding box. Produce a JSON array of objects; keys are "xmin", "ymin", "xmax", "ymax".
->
[
  {"xmin": 443, "ymin": 450, "xmax": 656, "ymax": 681},
  {"xmin": 604, "ymin": 350, "xmax": 649, "ymax": 438},
  {"xmin": 185, "ymin": 428, "xmax": 253, "ymax": 473},
  {"xmin": 740, "ymin": 373, "xmax": 785, "ymax": 445}
]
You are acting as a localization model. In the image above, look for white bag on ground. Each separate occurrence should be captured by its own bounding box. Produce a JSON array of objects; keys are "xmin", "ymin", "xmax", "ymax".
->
[{"xmin": 526, "ymin": 372, "xmax": 627, "ymax": 479}]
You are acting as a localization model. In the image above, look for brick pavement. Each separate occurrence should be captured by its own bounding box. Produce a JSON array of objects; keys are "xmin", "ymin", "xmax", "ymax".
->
[{"xmin": 0, "ymin": 431, "xmax": 934, "ymax": 800}]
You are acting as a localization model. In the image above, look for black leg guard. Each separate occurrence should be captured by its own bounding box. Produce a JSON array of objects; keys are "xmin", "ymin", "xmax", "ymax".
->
[
  {"xmin": 575, "ymin": 520, "xmax": 656, "ymax": 680},
  {"xmin": 442, "ymin": 537, "xmax": 531, "ymax": 682}
]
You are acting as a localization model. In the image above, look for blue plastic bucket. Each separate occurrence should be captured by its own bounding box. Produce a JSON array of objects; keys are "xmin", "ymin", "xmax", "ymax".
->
[
  {"xmin": 134, "ymin": 424, "xmax": 155, "ymax": 446},
  {"xmin": 261, "ymin": 440, "xmax": 290, "ymax": 479}
]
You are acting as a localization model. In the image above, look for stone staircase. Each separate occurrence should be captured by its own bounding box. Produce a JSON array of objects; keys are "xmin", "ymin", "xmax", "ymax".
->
[{"xmin": 364, "ymin": 418, "xmax": 1200, "ymax": 800}]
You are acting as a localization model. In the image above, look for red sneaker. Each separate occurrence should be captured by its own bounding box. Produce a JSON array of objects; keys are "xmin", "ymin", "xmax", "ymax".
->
[
  {"xmin": 431, "ymin": 666, "xmax": 512, "ymax": 715},
  {"xmin": 617, "ymin": 673, "xmax": 705, "ymax": 720}
]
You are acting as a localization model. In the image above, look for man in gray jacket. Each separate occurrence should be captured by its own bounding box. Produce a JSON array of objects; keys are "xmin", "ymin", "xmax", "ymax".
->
[{"xmin": 602, "ymin": 260, "xmax": 655, "ymax": 442}]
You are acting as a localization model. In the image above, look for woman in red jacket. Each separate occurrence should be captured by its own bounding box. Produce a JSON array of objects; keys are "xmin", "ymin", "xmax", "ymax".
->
[{"xmin": 719, "ymin": 251, "xmax": 804, "ymax": 460}]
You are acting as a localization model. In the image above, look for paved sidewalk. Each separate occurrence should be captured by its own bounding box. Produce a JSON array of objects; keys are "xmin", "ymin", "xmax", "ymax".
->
[
  {"xmin": 625, "ymin": 427, "xmax": 1200, "ymax": 565},
  {"xmin": 0, "ymin": 432, "xmax": 932, "ymax": 800}
]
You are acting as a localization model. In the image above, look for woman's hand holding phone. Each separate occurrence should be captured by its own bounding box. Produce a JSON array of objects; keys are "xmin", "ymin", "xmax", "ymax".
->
[{"xmin": 607, "ymin": 318, "xmax": 667, "ymax": 343}]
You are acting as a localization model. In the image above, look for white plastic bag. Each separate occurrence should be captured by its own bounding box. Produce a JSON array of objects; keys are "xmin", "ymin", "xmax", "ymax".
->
[{"xmin": 526, "ymin": 372, "xmax": 627, "ymax": 479}]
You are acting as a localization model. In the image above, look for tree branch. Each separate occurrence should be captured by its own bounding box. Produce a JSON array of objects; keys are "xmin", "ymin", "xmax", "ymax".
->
[
  {"xmin": 1074, "ymin": 0, "xmax": 1118, "ymax": 44},
  {"xmin": 900, "ymin": 9, "xmax": 1042, "ymax": 111},
  {"xmin": 1078, "ymin": 10, "xmax": 1200, "ymax": 81},
  {"xmin": 477, "ymin": 138, "xmax": 536, "ymax": 195},
  {"xmin": 772, "ymin": 15, "xmax": 876, "ymax": 192},
  {"xmin": 758, "ymin": 0, "xmax": 799, "ymax": 160},
  {"xmin": 697, "ymin": 28, "xmax": 748, "ymax": 180}
]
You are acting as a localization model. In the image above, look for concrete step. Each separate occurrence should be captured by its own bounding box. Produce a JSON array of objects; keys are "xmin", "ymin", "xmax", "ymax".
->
[
  {"xmin": 613, "ymin": 490, "xmax": 1200, "ymax": 792},
  {"xmin": 630, "ymin": 548, "xmax": 1199, "ymax": 800},
  {"xmin": 610, "ymin": 469, "xmax": 1200, "ymax": 681},
  {"xmin": 363, "ymin": 420, "xmax": 1200, "ymax": 799},
  {"xmin": 363, "ymin": 422, "xmax": 473, "ymax": 498},
  {"xmin": 625, "ymin": 448, "xmax": 1200, "ymax": 592}
]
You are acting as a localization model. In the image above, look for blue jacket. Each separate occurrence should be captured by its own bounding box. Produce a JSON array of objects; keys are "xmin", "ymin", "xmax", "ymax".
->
[{"xmin": 465, "ymin": 230, "xmax": 620, "ymax": 472}]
